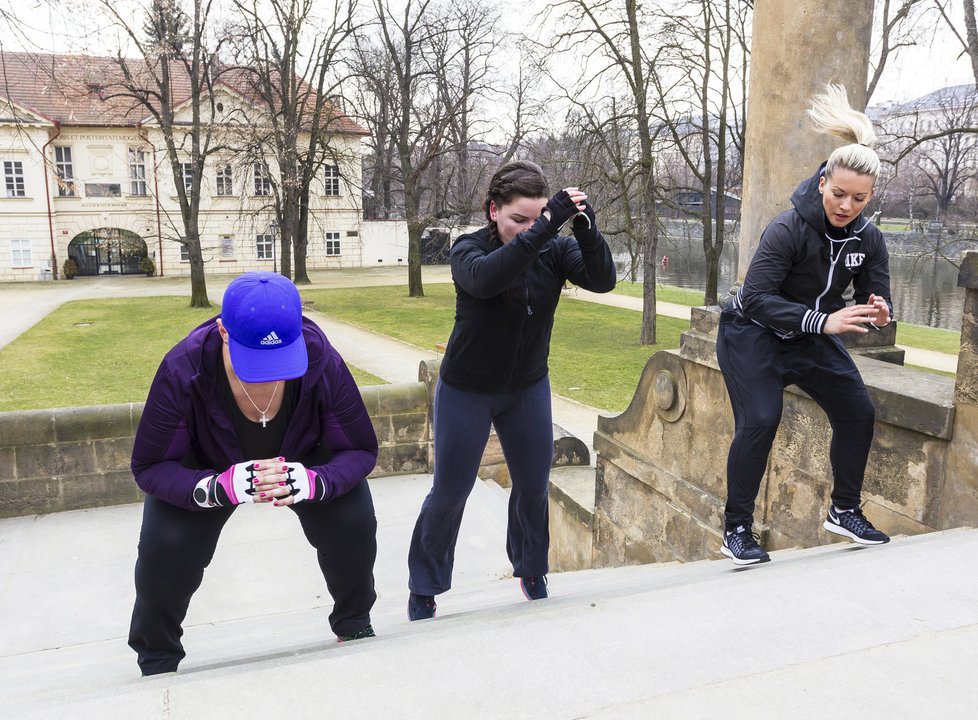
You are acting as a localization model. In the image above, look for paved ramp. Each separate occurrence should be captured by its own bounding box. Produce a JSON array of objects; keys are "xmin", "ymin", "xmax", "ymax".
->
[{"xmin": 3, "ymin": 474, "xmax": 977, "ymax": 719}]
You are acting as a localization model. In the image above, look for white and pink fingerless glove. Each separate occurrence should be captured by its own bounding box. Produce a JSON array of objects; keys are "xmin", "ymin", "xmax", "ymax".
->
[
  {"xmin": 280, "ymin": 462, "xmax": 326, "ymax": 504},
  {"xmin": 193, "ymin": 461, "xmax": 259, "ymax": 508}
]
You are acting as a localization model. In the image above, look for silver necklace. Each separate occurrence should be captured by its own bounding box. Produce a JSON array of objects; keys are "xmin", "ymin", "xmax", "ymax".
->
[{"xmin": 234, "ymin": 376, "xmax": 280, "ymax": 428}]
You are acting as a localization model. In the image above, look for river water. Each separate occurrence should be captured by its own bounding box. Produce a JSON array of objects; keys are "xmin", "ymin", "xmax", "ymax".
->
[{"xmin": 629, "ymin": 239, "xmax": 969, "ymax": 331}]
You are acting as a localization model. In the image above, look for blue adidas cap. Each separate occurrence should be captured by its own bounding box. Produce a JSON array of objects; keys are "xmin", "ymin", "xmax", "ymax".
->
[{"xmin": 221, "ymin": 272, "xmax": 308, "ymax": 383}]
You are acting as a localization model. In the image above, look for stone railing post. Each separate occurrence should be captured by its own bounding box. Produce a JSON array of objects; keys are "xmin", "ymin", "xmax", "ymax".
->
[{"xmin": 939, "ymin": 251, "xmax": 978, "ymax": 526}]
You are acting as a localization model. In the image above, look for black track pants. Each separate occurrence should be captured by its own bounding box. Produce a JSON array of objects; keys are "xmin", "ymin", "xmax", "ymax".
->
[
  {"xmin": 716, "ymin": 314, "xmax": 876, "ymax": 531},
  {"xmin": 128, "ymin": 480, "xmax": 377, "ymax": 675}
]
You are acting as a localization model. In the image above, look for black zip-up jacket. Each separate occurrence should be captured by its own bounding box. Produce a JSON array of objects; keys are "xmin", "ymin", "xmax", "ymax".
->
[
  {"xmin": 731, "ymin": 163, "xmax": 892, "ymax": 338},
  {"xmin": 440, "ymin": 213, "xmax": 617, "ymax": 393}
]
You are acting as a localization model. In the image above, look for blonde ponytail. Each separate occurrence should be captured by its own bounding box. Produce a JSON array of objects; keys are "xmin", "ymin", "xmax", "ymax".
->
[{"xmin": 808, "ymin": 84, "xmax": 880, "ymax": 180}]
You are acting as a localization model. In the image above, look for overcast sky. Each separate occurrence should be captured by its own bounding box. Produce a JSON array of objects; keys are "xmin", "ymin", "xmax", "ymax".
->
[{"xmin": 2, "ymin": 0, "xmax": 975, "ymax": 107}]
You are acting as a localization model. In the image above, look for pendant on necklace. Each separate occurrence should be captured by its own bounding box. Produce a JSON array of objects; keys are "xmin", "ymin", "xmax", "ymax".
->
[{"xmin": 259, "ymin": 413, "xmax": 269, "ymax": 428}]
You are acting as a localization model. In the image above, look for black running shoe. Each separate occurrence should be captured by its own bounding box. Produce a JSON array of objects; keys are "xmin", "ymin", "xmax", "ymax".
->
[
  {"xmin": 407, "ymin": 593, "xmax": 437, "ymax": 621},
  {"xmin": 520, "ymin": 576, "xmax": 548, "ymax": 600},
  {"xmin": 721, "ymin": 525, "xmax": 771, "ymax": 565},
  {"xmin": 824, "ymin": 507, "xmax": 890, "ymax": 545},
  {"xmin": 337, "ymin": 624, "xmax": 375, "ymax": 642}
]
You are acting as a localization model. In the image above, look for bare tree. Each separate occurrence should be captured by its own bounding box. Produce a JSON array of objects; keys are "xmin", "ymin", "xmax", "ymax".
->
[
  {"xmin": 230, "ymin": 0, "xmax": 361, "ymax": 284},
  {"xmin": 97, "ymin": 0, "xmax": 227, "ymax": 307},
  {"xmin": 647, "ymin": 0, "xmax": 748, "ymax": 305},
  {"xmin": 934, "ymin": 0, "xmax": 978, "ymax": 84},
  {"xmin": 350, "ymin": 0, "xmax": 495, "ymax": 297},
  {"xmin": 882, "ymin": 85, "xmax": 978, "ymax": 220},
  {"xmin": 867, "ymin": 1, "xmax": 929, "ymax": 103},
  {"xmin": 543, "ymin": 0, "xmax": 664, "ymax": 343}
]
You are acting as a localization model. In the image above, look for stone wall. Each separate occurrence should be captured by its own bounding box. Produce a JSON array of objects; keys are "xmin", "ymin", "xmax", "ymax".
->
[
  {"xmin": 0, "ymin": 382, "xmax": 431, "ymax": 519},
  {"xmin": 592, "ymin": 302, "xmax": 961, "ymax": 568}
]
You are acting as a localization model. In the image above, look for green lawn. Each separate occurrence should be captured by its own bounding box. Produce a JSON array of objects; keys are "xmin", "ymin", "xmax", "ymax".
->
[
  {"xmin": 613, "ymin": 281, "xmax": 706, "ymax": 306},
  {"xmin": 0, "ymin": 297, "xmax": 384, "ymax": 411},
  {"xmin": 303, "ymin": 284, "xmax": 688, "ymax": 411},
  {"xmin": 0, "ymin": 282, "xmax": 959, "ymax": 413}
]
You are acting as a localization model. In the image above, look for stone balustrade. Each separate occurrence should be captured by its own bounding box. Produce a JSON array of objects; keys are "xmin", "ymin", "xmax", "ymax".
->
[
  {"xmin": 0, "ymin": 381, "xmax": 431, "ymax": 519},
  {"xmin": 590, "ymin": 251, "xmax": 978, "ymax": 568}
]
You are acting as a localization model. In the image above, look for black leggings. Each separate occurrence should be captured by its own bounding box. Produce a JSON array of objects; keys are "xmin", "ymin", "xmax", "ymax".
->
[
  {"xmin": 128, "ymin": 480, "xmax": 377, "ymax": 675},
  {"xmin": 717, "ymin": 315, "xmax": 876, "ymax": 531}
]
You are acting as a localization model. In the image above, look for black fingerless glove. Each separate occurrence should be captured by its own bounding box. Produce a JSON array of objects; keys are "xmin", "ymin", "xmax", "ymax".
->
[
  {"xmin": 573, "ymin": 201, "xmax": 596, "ymax": 231},
  {"xmin": 543, "ymin": 190, "xmax": 579, "ymax": 229}
]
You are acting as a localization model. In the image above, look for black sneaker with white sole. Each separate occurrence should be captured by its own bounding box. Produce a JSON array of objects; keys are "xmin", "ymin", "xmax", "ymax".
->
[
  {"xmin": 721, "ymin": 525, "xmax": 771, "ymax": 565},
  {"xmin": 824, "ymin": 507, "xmax": 890, "ymax": 545}
]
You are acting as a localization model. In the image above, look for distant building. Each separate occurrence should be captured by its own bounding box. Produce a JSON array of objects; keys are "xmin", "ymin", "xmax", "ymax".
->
[
  {"xmin": 0, "ymin": 51, "xmax": 407, "ymax": 282},
  {"xmin": 870, "ymin": 84, "xmax": 978, "ymax": 218}
]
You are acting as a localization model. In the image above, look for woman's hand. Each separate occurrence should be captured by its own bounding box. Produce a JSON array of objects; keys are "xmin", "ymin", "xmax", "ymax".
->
[
  {"xmin": 542, "ymin": 187, "xmax": 588, "ymax": 228},
  {"xmin": 251, "ymin": 457, "xmax": 319, "ymax": 506},
  {"xmin": 868, "ymin": 293, "xmax": 890, "ymax": 327},
  {"xmin": 823, "ymin": 304, "xmax": 882, "ymax": 335}
]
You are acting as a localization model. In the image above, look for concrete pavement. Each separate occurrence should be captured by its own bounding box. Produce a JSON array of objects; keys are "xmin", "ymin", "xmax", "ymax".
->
[{"xmin": 3, "ymin": 486, "xmax": 977, "ymax": 718}]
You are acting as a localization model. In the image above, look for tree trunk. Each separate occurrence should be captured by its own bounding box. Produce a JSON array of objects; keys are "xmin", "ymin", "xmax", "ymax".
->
[
  {"xmin": 187, "ymin": 236, "xmax": 209, "ymax": 308},
  {"xmin": 294, "ymin": 187, "xmax": 312, "ymax": 285},
  {"xmin": 965, "ymin": 0, "xmax": 978, "ymax": 85},
  {"xmin": 640, "ymin": 229, "xmax": 658, "ymax": 344},
  {"xmin": 407, "ymin": 220, "xmax": 425, "ymax": 297}
]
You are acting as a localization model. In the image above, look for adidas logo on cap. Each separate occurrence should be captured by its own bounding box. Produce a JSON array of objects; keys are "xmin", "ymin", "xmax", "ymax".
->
[{"xmin": 260, "ymin": 331, "xmax": 283, "ymax": 346}]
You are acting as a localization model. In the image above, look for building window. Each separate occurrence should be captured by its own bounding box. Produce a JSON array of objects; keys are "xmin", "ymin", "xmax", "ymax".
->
[
  {"xmin": 324, "ymin": 231, "xmax": 341, "ymax": 256},
  {"xmin": 180, "ymin": 243, "xmax": 190, "ymax": 262},
  {"xmin": 4, "ymin": 161, "xmax": 25, "ymax": 197},
  {"xmin": 216, "ymin": 163, "xmax": 233, "ymax": 196},
  {"xmin": 256, "ymin": 233, "xmax": 273, "ymax": 260},
  {"xmin": 179, "ymin": 162, "xmax": 194, "ymax": 192},
  {"xmin": 54, "ymin": 147, "xmax": 75, "ymax": 197},
  {"xmin": 323, "ymin": 164, "xmax": 340, "ymax": 196},
  {"xmin": 10, "ymin": 238, "xmax": 32, "ymax": 267},
  {"xmin": 221, "ymin": 235, "xmax": 234, "ymax": 258},
  {"xmin": 254, "ymin": 162, "xmax": 272, "ymax": 196},
  {"xmin": 129, "ymin": 148, "xmax": 147, "ymax": 196}
]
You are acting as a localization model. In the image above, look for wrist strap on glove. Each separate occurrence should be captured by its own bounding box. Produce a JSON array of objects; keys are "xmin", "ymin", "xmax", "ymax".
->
[
  {"xmin": 281, "ymin": 462, "xmax": 326, "ymax": 503},
  {"xmin": 193, "ymin": 461, "xmax": 259, "ymax": 508}
]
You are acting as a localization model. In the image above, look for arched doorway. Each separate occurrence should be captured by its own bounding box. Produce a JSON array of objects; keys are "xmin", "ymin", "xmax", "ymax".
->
[{"xmin": 67, "ymin": 228, "xmax": 148, "ymax": 276}]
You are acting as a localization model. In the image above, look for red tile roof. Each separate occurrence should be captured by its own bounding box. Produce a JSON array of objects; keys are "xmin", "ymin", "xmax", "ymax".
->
[{"xmin": 0, "ymin": 51, "xmax": 369, "ymax": 136}]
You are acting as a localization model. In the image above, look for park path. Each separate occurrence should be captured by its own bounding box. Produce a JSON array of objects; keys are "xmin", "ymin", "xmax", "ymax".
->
[{"xmin": 0, "ymin": 266, "xmax": 957, "ymax": 443}]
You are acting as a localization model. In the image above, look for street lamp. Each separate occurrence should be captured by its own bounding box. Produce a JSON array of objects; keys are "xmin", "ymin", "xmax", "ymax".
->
[{"xmin": 270, "ymin": 219, "xmax": 279, "ymax": 274}]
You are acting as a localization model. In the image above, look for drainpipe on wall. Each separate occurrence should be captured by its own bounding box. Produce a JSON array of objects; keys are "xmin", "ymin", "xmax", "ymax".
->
[
  {"xmin": 136, "ymin": 123, "xmax": 164, "ymax": 277},
  {"xmin": 42, "ymin": 121, "xmax": 62, "ymax": 280}
]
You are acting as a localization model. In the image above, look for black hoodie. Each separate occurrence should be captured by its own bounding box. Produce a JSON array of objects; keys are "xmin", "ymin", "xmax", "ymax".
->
[
  {"xmin": 440, "ymin": 212, "xmax": 617, "ymax": 393},
  {"xmin": 731, "ymin": 163, "xmax": 892, "ymax": 339}
]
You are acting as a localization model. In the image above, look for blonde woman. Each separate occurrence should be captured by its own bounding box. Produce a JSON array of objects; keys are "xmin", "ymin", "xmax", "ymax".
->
[{"xmin": 717, "ymin": 85, "xmax": 892, "ymax": 565}]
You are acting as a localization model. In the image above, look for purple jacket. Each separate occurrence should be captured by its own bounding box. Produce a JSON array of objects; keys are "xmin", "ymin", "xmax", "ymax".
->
[{"xmin": 130, "ymin": 316, "xmax": 378, "ymax": 510}]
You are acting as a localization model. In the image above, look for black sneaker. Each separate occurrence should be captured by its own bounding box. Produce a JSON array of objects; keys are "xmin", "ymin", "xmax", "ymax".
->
[
  {"xmin": 337, "ymin": 624, "xmax": 375, "ymax": 642},
  {"xmin": 824, "ymin": 507, "xmax": 890, "ymax": 545},
  {"xmin": 407, "ymin": 593, "xmax": 437, "ymax": 621},
  {"xmin": 721, "ymin": 525, "xmax": 771, "ymax": 565},
  {"xmin": 519, "ymin": 576, "xmax": 548, "ymax": 600}
]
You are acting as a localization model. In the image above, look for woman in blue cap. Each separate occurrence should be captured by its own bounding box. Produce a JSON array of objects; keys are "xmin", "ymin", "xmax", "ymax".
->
[{"xmin": 128, "ymin": 272, "xmax": 379, "ymax": 676}]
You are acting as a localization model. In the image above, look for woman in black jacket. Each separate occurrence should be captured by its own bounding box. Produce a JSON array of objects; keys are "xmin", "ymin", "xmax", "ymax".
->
[
  {"xmin": 717, "ymin": 85, "xmax": 893, "ymax": 565},
  {"xmin": 407, "ymin": 160, "xmax": 616, "ymax": 619}
]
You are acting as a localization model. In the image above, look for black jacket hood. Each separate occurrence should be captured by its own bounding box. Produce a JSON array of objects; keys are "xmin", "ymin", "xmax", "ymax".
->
[{"xmin": 790, "ymin": 163, "xmax": 832, "ymax": 234}]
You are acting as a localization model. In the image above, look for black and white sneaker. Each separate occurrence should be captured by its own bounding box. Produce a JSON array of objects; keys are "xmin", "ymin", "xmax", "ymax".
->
[
  {"xmin": 824, "ymin": 507, "xmax": 890, "ymax": 545},
  {"xmin": 721, "ymin": 525, "xmax": 771, "ymax": 565}
]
